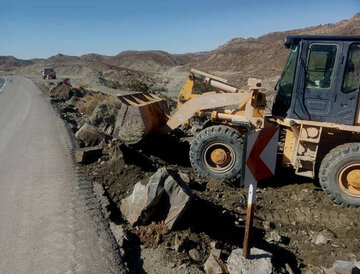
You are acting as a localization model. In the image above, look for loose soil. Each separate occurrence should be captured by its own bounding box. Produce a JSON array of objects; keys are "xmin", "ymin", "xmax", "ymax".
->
[
  {"xmin": 46, "ymin": 78, "xmax": 360, "ymax": 273},
  {"xmin": 82, "ymin": 133, "xmax": 360, "ymax": 273}
]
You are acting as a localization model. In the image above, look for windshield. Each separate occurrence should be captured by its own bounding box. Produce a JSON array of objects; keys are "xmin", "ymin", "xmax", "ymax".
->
[{"xmin": 273, "ymin": 44, "xmax": 299, "ymax": 116}]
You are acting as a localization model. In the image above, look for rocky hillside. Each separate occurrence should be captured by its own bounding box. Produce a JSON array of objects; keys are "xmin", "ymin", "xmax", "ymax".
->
[
  {"xmin": 191, "ymin": 12, "xmax": 360, "ymax": 87},
  {"xmin": 0, "ymin": 56, "xmax": 33, "ymax": 67}
]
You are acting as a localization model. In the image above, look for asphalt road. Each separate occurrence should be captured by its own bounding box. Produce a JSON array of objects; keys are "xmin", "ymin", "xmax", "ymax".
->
[
  {"xmin": 0, "ymin": 77, "xmax": 126, "ymax": 273},
  {"xmin": 0, "ymin": 77, "xmax": 5, "ymax": 91}
]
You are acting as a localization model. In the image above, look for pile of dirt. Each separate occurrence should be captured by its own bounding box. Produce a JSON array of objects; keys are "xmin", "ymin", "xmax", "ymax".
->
[
  {"xmin": 49, "ymin": 82, "xmax": 88, "ymax": 101},
  {"xmin": 132, "ymin": 222, "xmax": 168, "ymax": 248}
]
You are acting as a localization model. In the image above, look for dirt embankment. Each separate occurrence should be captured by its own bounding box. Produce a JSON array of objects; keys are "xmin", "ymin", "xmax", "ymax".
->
[{"xmin": 45, "ymin": 79, "xmax": 360, "ymax": 273}]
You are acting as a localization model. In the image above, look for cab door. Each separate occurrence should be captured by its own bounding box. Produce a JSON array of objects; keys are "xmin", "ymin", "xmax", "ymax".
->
[
  {"xmin": 333, "ymin": 42, "xmax": 360, "ymax": 125},
  {"xmin": 292, "ymin": 41, "xmax": 360, "ymax": 125},
  {"xmin": 293, "ymin": 42, "xmax": 344, "ymax": 123}
]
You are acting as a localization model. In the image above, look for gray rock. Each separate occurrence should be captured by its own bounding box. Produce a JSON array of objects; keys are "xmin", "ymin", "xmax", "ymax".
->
[
  {"xmin": 164, "ymin": 172, "xmax": 192, "ymax": 229},
  {"xmin": 313, "ymin": 229, "xmax": 336, "ymax": 245},
  {"xmin": 265, "ymin": 230, "xmax": 282, "ymax": 244},
  {"xmin": 173, "ymin": 234, "xmax": 188, "ymax": 252},
  {"xmin": 330, "ymin": 260, "xmax": 360, "ymax": 274},
  {"xmin": 75, "ymin": 146, "xmax": 102, "ymax": 163},
  {"xmin": 89, "ymin": 102, "xmax": 119, "ymax": 135},
  {"xmin": 227, "ymin": 248, "xmax": 272, "ymax": 274},
  {"xmin": 75, "ymin": 123, "xmax": 105, "ymax": 146},
  {"xmin": 204, "ymin": 248, "xmax": 226, "ymax": 274},
  {"xmin": 120, "ymin": 168, "xmax": 167, "ymax": 226},
  {"xmin": 109, "ymin": 223, "xmax": 128, "ymax": 248},
  {"xmin": 189, "ymin": 248, "xmax": 201, "ymax": 262},
  {"xmin": 120, "ymin": 167, "xmax": 192, "ymax": 229}
]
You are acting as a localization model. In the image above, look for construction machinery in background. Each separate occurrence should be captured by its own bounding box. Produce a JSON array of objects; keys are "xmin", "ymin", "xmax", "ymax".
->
[
  {"xmin": 114, "ymin": 35, "xmax": 360, "ymax": 207},
  {"xmin": 42, "ymin": 68, "xmax": 56, "ymax": 79}
]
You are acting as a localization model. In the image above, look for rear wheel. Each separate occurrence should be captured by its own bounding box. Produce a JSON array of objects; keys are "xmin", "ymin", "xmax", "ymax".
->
[
  {"xmin": 319, "ymin": 143, "xmax": 360, "ymax": 207},
  {"xmin": 189, "ymin": 125, "xmax": 244, "ymax": 180}
]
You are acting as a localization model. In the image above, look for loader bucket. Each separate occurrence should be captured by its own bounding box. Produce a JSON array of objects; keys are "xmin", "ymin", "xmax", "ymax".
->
[{"xmin": 113, "ymin": 92, "xmax": 170, "ymax": 144}]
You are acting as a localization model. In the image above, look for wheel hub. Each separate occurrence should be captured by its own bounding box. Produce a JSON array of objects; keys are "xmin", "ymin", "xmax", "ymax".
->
[
  {"xmin": 338, "ymin": 163, "xmax": 360, "ymax": 197},
  {"xmin": 203, "ymin": 142, "xmax": 235, "ymax": 174},
  {"xmin": 346, "ymin": 170, "xmax": 360, "ymax": 188},
  {"xmin": 210, "ymin": 148, "xmax": 228, "ymax": 165}
]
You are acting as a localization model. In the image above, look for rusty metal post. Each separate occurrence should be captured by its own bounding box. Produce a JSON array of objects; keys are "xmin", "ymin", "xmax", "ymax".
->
[{"xmin": 243, "ymin": 181, "xmax": 257, "ymax": 259}]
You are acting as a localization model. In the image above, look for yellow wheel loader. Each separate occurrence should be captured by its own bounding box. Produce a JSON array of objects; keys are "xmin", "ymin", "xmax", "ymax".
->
[{"xmin": 113, "ymin": 35, "xmax": 360, "ymax": 207}]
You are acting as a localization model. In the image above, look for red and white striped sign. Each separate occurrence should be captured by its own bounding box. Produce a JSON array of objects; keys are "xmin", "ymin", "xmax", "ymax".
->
[
  {"xmin": 242, "ymin": 126, "xmax": 279, "ymax": 259},
  {"xmin": 244, "ymin": 127, "xmax": 279, "ymax": 187}
]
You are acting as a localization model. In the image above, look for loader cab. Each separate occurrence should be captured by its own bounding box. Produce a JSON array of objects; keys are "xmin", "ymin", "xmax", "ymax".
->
[{"xmin": 273, "ymin": 35, "xmax": 360, "ymax": 125}]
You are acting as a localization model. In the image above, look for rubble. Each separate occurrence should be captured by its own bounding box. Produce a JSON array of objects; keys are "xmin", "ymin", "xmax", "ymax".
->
[
  {"xmin": 120, "ymin": 167, "xmax": 192, "ymax": 229},
  {"xmin": 313, "ymin": 229, "xmax": 336, "ymax": 245},
  {"xmin": 89, "ymin": 102, "xmax": 120, "ymax": 135},
  {"xmin": 75, "ymin": 146, "xmax": 103, "ymax": 164},
  {"xmin": 75, "ymin": 123, "xmax": 106, "ymax": 146},
  {"xmin": 204, "ymin": 248, "xmax": 227, "ymax": 274},
  {"xmin": 265, "ymin": 230, "xmax": 282, "ymax": 244},
  {"xmin": 189, "ymin": 248, "xmax": 201, "ymax": 262},
  {"xmin": 49, "ymin": 82, "xmax": 85, "ymax": 101},
  {"xmin": 227, "ymin": 248, "xmax": 272, "ymax": 274},
  {"xmin": 173, "ymin": 234, "xmax": 188, "ymax": 252},
  {"xmin": 325, "ymin": 260, "xmax": 360, "ymax": 274}
]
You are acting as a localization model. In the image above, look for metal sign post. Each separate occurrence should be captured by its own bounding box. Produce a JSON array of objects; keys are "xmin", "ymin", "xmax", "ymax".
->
[
  {"xmin": 240, "ymin": 126, "xmax": 279, "ymax": 259},
  {"xmin": 243, "ymin": 180, "xmax": 257, "ymax": 258}
]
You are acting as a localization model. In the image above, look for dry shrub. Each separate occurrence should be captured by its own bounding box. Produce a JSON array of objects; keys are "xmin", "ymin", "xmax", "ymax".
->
[{"xmin": 74, "ymin": 82, "xmax": 90, "ymax": 89}]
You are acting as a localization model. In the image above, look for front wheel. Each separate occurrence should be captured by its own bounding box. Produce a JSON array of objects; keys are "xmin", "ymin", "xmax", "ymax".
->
[
  {"xmin": 319, "ymin": 143, "xmax": 360, "ymax": 207},
  {"xmin": 189, "ymin": 125, "xmax": 244, "ymax": 180}
]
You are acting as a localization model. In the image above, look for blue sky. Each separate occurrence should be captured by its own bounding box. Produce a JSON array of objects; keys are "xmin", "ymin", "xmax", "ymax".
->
[{"xmin": 0, "ymin": 0, "xmax": 359, "ymax": 59}]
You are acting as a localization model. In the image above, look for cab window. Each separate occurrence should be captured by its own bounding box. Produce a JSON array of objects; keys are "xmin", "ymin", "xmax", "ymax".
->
[
  {"xmin": 306, "ymin": 44, "xmax": 337, "ymax": 89},
  {"xmin": 342, "ymin": 44, "xmax": 360, "ymax": 93}
]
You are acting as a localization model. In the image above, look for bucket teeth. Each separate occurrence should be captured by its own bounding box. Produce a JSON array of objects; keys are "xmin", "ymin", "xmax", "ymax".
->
[{"xmin": 117, "ymin": 92, "xmax": 156, "ymax": 106}]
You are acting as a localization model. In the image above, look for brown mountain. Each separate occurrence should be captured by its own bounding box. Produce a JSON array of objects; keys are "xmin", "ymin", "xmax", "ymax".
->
[
  {"xmin": 191, "ymin": 12, "xmax": 360, "ymax": 87},
  {"xmin": 0, "ymin": 56, "xmax": 33, "ymax": 67}
]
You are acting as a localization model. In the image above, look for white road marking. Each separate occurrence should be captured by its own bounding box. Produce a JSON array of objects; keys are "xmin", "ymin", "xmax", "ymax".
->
[{"xmin": 0, "ymin": 78, "xmax": 7, "ymax": 93}]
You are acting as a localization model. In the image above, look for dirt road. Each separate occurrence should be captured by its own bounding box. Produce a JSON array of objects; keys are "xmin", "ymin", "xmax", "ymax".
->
[{"xmin": 0, "ymin": 77, "xmax": 126, "ymax": 273}]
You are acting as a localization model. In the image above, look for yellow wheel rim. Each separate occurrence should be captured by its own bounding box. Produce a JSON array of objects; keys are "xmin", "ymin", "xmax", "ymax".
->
[
  {"xmin": 338, "ymin": 163, "xmax": 360, "ymax": 197},
  {"xmin": 203, "ymin": 142, "xmax": 235, "ymax": 174}
]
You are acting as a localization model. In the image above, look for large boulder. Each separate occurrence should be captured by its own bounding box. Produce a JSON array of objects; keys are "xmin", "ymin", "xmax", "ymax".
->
[
  {"xmin": 227, "ymin": 248, "xmax": 272, "ymax": 274},
  {"xmin": 89, "ymin": 102, "xmax": 120, "ymax": 135},
  {"xmin": 120, "ymin": 167, "xmax": 192, "ymax": 229},
  {"xmin": 75, "ymin": 123, "xmax": 105, "ymax": 146}
]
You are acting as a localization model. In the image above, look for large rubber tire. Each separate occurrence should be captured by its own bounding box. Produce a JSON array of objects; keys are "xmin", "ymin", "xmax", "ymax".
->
[
  {"xmin": 319, "ymin": 143, "xmax": 360, "ymax": 207},
  {"xmin": 189, "ymin": 125, "xmax": 244, "ymax": 180}
]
